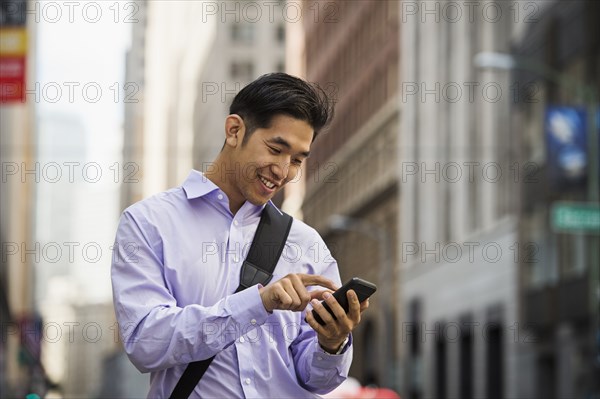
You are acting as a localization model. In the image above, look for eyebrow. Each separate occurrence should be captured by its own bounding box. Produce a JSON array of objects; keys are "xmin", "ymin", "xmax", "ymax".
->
[{"xmin": 268, "ymin": 136, "xmax": 311, "ymax": 158}]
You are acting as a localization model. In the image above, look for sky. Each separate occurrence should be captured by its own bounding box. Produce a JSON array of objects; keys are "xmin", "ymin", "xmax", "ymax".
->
[{"xmin": 34, "ymin": 1, "xmax": 132, "ymax": 305}]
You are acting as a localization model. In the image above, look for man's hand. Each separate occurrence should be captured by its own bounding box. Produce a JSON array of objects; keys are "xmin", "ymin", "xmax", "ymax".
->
[
  {"xmin": 305, "ymin": 289, "xmax": 370, "ymax": 354},
  {"xmin": 258, "ymin": 273, "xmax": 338, "ymax": 313}
]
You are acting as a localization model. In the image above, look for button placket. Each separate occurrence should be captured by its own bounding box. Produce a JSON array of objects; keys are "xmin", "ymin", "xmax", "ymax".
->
[{"xmin": 228, "ymin": 217, "xmax": 242, "ymax": 266}]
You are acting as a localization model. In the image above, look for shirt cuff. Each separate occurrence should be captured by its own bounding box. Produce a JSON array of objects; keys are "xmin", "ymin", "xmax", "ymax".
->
[
  {"xmin": 313, "ymin": 334, "xmax": 353, "ymax": 362},
  {"xmin": 226, "ymin": 284, "xmax": 270, "ymax": 329},
  {"xmin": 319, "ymin": 335, "xmax": 350, "ymax": 355}
]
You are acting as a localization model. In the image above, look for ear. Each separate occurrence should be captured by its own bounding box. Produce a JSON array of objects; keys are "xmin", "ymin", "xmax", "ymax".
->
[{"xmin": 224, "ymin": 115, "xmax": 245, "ymax": 148}]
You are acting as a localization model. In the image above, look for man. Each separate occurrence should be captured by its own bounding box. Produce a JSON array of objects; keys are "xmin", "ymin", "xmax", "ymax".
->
[{"xmin": 111, "ymin": 73, "xmax": 369, "ymax": 398}]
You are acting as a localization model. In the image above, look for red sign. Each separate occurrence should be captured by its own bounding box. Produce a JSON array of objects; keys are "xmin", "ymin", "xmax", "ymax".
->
[
  {"xmin": 0, "ymin": 26, "xmax": 27, "ymax": 103},
  {"xmin": 0, "ymin": 56, "xmax": 25, "ymax": 102}
]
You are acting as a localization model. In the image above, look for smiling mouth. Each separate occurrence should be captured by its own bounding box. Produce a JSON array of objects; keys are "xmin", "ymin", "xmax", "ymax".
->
[{"xmin": 259, "ymin": 175, "xmax": 277, "ymax": 190}]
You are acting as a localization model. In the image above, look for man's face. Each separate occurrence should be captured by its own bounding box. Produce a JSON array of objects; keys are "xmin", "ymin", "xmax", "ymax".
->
[{"xmin": 230, "ymin": 114, "xmax": 313, "ymax": 206}]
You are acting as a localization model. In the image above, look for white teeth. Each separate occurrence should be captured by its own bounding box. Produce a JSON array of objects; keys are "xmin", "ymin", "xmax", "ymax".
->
[{"xmin": 260, "ymin": 176, "xmax": 275, "ymax": 189}]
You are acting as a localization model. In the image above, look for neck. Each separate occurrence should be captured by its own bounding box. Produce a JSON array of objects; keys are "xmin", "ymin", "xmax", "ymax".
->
[{"xmin": 204, "ymin": 154, "xmax": 244, "ymax": 214}]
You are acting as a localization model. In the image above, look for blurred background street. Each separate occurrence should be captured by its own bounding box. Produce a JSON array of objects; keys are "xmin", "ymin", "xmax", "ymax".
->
[{"xmin": 1, "ymin": 0, "xmax": 599, "ymax": 398}]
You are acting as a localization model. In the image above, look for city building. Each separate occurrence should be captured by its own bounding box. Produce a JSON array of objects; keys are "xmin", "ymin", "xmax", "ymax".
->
[
  {"xmin": 122, "ymin": 1, "xmax": 214, "ymax": 202},
  {"xmin": 192, "ymin": 1, "xmax": 286, "ymax": 171},
  {"xmin": 301, "ymin": 0, "xmax": 400, "ymax": 389},
  {"xmin": 0, "ymin": 93, "xmax": 40, "ymax": 396},
  {"xmin": 281, "ymin": 0, "xmax": 308, "ymax": 218},
  {"xmin": 62, "ymin": 303, "xmax": 130, "ymax": 397},
  {"xmin": 397, "ymin": 1, "xmax": 532, "ymax": 397},
  {"xmin": 133, "ymin": 0, "xmax": 203, "ymax": 198},
  {"xmin": 129, "ymin": 1, "xmax": 285, "ymax": 200},
  {"xmin": 0, "ymin": 0, "xmax": 42, "ymax": 394},
  {"xmin": 512, "ymin": 0, "xmax": 599, "ymax": 396},
  {"xmin": 121, "ymin": 0, "xmax": 148, "ymax": 209}
]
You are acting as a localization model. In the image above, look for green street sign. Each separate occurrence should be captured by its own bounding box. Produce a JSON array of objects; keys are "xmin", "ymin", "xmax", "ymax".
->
[{"xmin": 551, "ymin": 202, "xmax": 600, "ymax": 234}]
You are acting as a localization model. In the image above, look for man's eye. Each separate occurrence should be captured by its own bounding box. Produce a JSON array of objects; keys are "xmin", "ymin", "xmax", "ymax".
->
[
  {"xmin": 292, "ymin": 158, "xmax": 303, "ymax": 165},
  {"xmin": 268, "ymin": 147, "xmax": 281, "ymax": 154}
]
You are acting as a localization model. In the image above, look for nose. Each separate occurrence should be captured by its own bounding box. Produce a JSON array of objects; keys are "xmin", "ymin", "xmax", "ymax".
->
[{"xmin": 271, "ymin": 157, "xmax": 290, "ymax": 181}]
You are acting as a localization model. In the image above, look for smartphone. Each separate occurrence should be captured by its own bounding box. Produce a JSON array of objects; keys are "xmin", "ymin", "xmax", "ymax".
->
[{"xmin": 311, "ymin": 277, "xmax": 377, "ymax": 326}]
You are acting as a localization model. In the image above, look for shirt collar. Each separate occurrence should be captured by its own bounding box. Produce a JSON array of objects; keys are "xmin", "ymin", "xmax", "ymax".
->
[
  {"xmin": 181, "ymin": 170, "xmax": 219, "ymax": 199},
  {"xmin": 182, "ymin": 170, "xmax": 282, "ymax": 217}
]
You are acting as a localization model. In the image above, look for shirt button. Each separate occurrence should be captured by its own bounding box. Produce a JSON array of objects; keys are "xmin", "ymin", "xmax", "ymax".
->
[
  {"xmin": 234, "ymin": 220, "xmax": 239, "ymax": 226},
  {"xmin": 244, "ymin": 378, "xmax": 251, "ymax": 385},
  {"xmin": 317, "ymin": 356, "xmax": 323, "ymax": 361},
  {"xmin": 239, "ymin": 336, "xmax": 245, "ymax": 343},
  {"xmin": 250, "ymin": 319, "xmax": 257, "ymax": 325},
  {"xmin": 233, "ymin": 255, "xmax": 239, "ymax": 263}
]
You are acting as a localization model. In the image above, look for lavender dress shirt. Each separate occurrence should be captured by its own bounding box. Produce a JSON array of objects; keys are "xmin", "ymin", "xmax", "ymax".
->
[{"xmin": 111, "ymin": 170, "xmax": 352, "ymax": 398}]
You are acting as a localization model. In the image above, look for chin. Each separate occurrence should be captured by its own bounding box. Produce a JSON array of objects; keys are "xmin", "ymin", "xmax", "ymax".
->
[
  {"xmin": 249, "ymin": 198, "xmax": 268, "ymax": 206},
  {"xmin": 246, "ymin": 193, "xmax": 271, "ymax": 206}
]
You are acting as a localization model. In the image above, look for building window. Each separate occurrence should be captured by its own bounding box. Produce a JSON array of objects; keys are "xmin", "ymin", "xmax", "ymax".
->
[
  {"xmin": 537, "ymin": 354, "xmax": 556, "ymax": 399},
  {"xmin": 230, "ymin": 62, "xmax": 254, "ymax": 82},
  {"xmin": 486, "ymin": 323, "xmax": 503, "ymax": 399},
  {"xmin": 407, "ymin": 299, "xmax": 423, "ymax": 399},
  {"xmin": 459, "ymin": 317, "xmax": 474, "ymax": 399},
  {"xmin": 362, "ymin": 319, "xmax": 378, "ymax": 386},
  {"xmin": 435, "ymin": 323, "xmax": 447, "ymax": 399},
  {"xmin": 231, "ymin": 24, "xmax": 254, "ymax": 44}
]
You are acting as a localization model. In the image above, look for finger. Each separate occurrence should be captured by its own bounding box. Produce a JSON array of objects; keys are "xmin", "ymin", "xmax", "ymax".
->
[
  {"xmin": 310, "ymin": 298, "xmax": 337, "ymax": 328},
  {"xmin": 281, "ymin": 278, "xmax": 303, "ymax": 310},
  {"xmin": 347, "ymin": 290, "xmax": 361, "ymax": 323},
  {"xmin": 297, "ymin": 274, "xmax": 338, "ymax": 291},
  {"xmin": 322, "ymin": 291, "xmax": 349, "ymax": 324},
  {"xmin": 289, "ymin": 276, "xmax": 312, "ymax": 309},
  {"xmin": 359, "ymin": 298, "xmax": 370, "ymax": 312},
  {"xmin": 273, "ymin": 286, "xmax": 294, "ymax": 310},
  {"xmin": 305, "ymin": 306, "xmax": 326, "ymax": 334}
]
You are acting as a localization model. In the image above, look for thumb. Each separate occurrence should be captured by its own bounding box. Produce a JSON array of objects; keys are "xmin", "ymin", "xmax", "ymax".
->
[{"xmin": 310, "ymin": 289, "xmax": 334, "ymax": 300}]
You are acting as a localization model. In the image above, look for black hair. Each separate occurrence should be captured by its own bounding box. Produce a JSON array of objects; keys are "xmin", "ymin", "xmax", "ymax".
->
[{"xmin": 229, "ymin": 72, "xmax": 334, "ymax": 143}]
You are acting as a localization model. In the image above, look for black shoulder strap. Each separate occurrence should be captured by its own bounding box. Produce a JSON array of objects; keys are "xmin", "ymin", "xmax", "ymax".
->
[
  {"xmin": 169, "ymin": 203, "xmax": 293, "ymax": 399},
  {"xmin": 236, "ymin": 203, "xmax": 293, "ymax": 293}
]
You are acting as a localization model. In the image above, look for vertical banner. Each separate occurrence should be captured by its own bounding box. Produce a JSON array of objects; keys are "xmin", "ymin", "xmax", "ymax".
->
[
  {"xmin": 0, "ymin": 0, "xmax": 27, "ymax": 103},
  {"xmin": 545, "ymin": 106, "xmax": 588, "ymax": 189}
]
